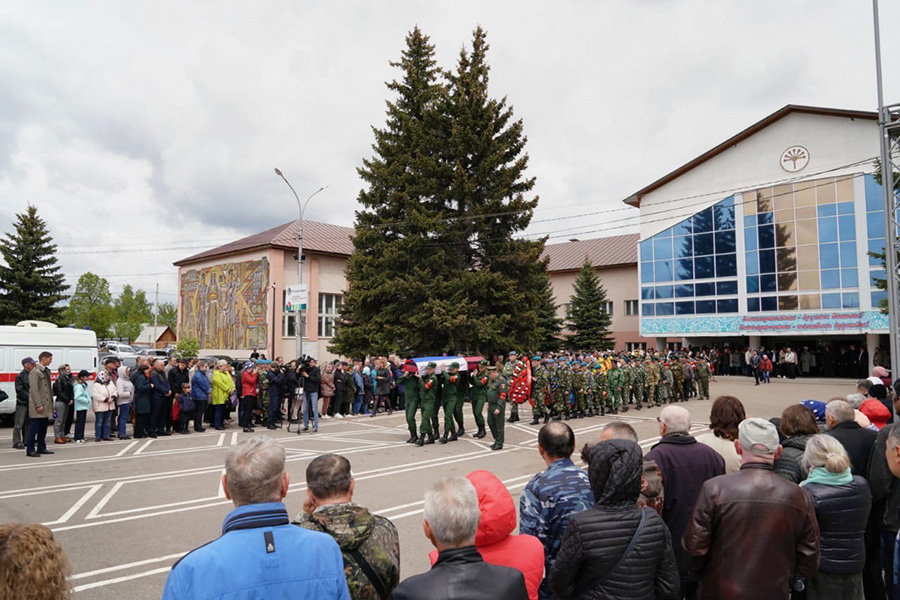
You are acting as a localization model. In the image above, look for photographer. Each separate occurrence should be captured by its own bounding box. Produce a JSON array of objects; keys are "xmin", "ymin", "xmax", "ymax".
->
[
  {"xmin": 266, "ymin": 362, "xmax": 285, "ymax": 430},
  {"xmin": 300, "ymin": 358, "xmax": 321, "ymax": 432}
]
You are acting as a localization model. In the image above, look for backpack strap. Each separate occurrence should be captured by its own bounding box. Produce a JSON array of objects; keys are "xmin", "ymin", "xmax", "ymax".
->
[{"xmin": 344, "ymin": 547, "xmax": 388, "ymax": 600}]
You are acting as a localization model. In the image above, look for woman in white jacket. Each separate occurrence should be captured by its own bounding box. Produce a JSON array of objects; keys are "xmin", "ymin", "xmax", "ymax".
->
[
  {"xmin": 115, "ymin": 366, "xmax": 134, "ymax": 440},
  {"xmin": 91, "ymin": 371, "xmax": 117, "ymax": 442}
]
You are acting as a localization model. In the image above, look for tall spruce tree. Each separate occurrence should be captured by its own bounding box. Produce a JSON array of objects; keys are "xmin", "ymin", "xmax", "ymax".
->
[
  {"xmin": 534, "ymin": 272, "xmax": 563, "ymax": 351},
  {"xmin": 432, "ymin": 26, "xmax": 546, "ymax": 353},
  {"xmin": 331, "ymin": 27, "xmax": 448, "ymax": 357},
  {"xmin": 0, "ymin": 205, "xmax": 68, "ymax": 324},
  {"xmin": 567, "ymin": 258, "xmax": 614, "ymax": 350}
]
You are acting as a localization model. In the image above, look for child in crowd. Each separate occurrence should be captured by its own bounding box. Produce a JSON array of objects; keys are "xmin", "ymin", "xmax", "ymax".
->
[{"xmin": 177, "ymin": 382, "xmax": 195, "ymax": 434}]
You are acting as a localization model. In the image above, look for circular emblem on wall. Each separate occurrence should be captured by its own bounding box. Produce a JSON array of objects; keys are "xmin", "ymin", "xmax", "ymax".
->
[{"xmin": 780, "ymin": 145, "xmax": 809, "ymax": 172}]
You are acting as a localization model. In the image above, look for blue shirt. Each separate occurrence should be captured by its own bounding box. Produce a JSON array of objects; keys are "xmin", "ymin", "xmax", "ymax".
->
[{"xmin": 163, "ymin": 502, "xmax": 350, "ymax": 600}]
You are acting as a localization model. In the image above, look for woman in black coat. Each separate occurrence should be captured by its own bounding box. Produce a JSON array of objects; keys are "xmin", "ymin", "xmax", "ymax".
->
[
  {"xmin": 551, "ymin": 439, "xmax": 679, "ymax": 600},
  {"xmin": 132, "ymin": 365, "xmax": 153, "ymax": 438}
]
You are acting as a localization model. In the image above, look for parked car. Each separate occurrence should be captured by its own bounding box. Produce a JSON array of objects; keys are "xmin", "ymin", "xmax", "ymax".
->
[
  {"xmin": 137, "ymin": 348, "xmax": 169, "ymax": 358},
  {"xmin": 100, "ymin": 341, "xmax": 139, "ymax": 360}
]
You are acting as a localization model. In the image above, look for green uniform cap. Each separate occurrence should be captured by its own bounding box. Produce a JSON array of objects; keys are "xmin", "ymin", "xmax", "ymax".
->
[
  {"xmin": 426, "ymin": 361, "xmax": 437, "ymax": 369},
  {"xmin": 479, "ymin": 359, "xmax": 489, "ymax": 366},
  {"xmin": 449, "ymin": 361, "xmax": 460, "ymax": 370}
]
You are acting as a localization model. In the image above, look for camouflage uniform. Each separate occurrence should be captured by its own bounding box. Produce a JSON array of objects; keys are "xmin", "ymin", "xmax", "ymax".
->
[
  {"xmin": 607, "ymin": 364, "xmax": 626, "ymax": 414},
  {"xmin": 256, "ymin": 370, "xmax": 269, "ymax": 426},
  {"xmin": 551, "ymin": 363, "xmax": 569, "ymax": 417},
  {"xmin": 584, "ymin": 368, "xmax": 596, "ymax": 416},
  {"xmin": 519, "ymin": 457, "xmax": 595, "ymax": 600},
  {"xmin": 502, "ymin": 357, "xmax": 519, "ymax": 422},
  {"xmin": 630, "ymin": 363, "xmax": 646, "ymax": 410},
  {"xmin": 592, "ymin": 367, "xmax": 609, "ymax": 415},
  {"xmin": 644, "ymin": 360, "xmax": 660, "ymax": 407},
  {"xmin": 416, "ymin": 368, "xmax": 439, "ymax": 444},
  {"xmin": 530, "ymin": 363, "xmax": 550, "ymax": 424},
  {"xmin": 487, "ymin": 372, "xmax": 509, "ymax": 449},
  {"xmin": 696, "ymin": 359, "xmax": 711, "ymax": 400},
  {"xmin": 659, "ymin": 363, "xmax": 674, "ymax": 404},
  {"xmin": 295, "ymin": 503, "xmax": 400, "ymax": 600},
  {"xmin": 402, "ymin": 372, "xmax": 422, "ymax": 442},
  {"xmin": 671, "ymin": 360, "xmax": 685, "ymax": 402}
]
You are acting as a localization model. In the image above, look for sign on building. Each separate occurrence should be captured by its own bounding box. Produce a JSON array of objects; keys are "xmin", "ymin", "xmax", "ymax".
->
[{"xmin": 286, "ymin": 284, "xmax": 309, "ymax": 312}]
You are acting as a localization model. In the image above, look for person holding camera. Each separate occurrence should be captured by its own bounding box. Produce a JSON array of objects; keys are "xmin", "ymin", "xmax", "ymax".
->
[{"xmin": 300, "ymin": 358, "xmax": 321, "ymax": 432}]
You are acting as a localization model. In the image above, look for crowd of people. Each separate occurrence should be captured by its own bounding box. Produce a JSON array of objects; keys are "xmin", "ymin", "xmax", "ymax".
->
[
  {"xmin": 704, "ymin": 343, "xmax": 888, "ymax": 380},
  {"xmin": 7, "ymin": 360, "xmax": 900, "ymax": 600}
]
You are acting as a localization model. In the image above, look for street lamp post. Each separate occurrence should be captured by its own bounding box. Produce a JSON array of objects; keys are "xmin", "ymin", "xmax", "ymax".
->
[{"xmin": 274, "ymin": 168, "xmax": 328, "ymax": 360}]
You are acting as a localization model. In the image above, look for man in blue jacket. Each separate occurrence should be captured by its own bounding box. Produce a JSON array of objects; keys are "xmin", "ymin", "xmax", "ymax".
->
[{"xmin": 163, "ymin": 436, "xmax": 350, "ymax": 600}]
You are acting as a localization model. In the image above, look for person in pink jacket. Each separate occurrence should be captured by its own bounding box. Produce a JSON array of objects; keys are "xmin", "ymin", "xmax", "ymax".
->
[{"xmin": 429, "ymin": 469, "xmax": 544, "ymax": 600}]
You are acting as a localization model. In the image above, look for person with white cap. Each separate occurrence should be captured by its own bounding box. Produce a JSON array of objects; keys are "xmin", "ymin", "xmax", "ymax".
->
[{"xmin": 683, "ymin": 417, "xmax": 820, "ymax": 600}]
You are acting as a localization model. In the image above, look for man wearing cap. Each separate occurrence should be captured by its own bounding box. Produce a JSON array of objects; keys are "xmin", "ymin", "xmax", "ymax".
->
[
  {"xmin": 486, "ymin": 366, "xmax": 509, "ymax": 450},
  {"xmin": 401, "ymin": 360, "xmax": 422, "ymax": 444},
  {"xmin": 529, "ymin": 357, "xmax": 550, "ymax": 425},
  {"xmin": 695, "ymin": 356, "xmax": 711, "ymax": 400},
  {"xmin": 13, "ymin": 357, "xmax": 35, "ymax": 449},
  {"xmin": 26, "ymin": 352, "xmax": 55, "ymax": 457},
  {"xmin": 439, "ymin": 362, "xmax": 462, "ymax": 443},
  {"xmin": 606, "ymin": 360, "xmax": 625, "ymax": 415},
  {"xmin": 416, "ymin": 362, "xmax": 439, "ymax": 446},
  {"xmin": 683, "ymin": 418, "xmax": 820, "ymax": 600},
  {"xmin": 470, "ymin": 360, "xmax": 490, "ymax": 438}
]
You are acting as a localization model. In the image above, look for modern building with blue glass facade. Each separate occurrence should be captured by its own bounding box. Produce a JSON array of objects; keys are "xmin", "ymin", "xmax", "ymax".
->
[{"xmin": 624, "ymin": 105, "xmax": 890, "ymax": 366}]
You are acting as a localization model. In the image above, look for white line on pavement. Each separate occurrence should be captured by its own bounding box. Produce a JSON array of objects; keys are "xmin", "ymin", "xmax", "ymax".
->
[
  {"xmin": 133, "ymin": 439, "xmax": 154, "ymax": 455},
  {"xmin": 71, "ymin": 552, "xmax": 187, "ymax": 580},
  {"xmin": 231, "ymin": 432, "xmax": 238, "ymax": 445},
  {"xmin": 216, "ymin": 433, "xmax": 225, "ymax": 447},
  {"xmin": 115, "ymin": 441, "xmax": 139, "ymax": 457},
  {"xmin": 72, "ymin": 566, "xmax": 173, "ymax": 593},
  {"xmin": 42, "ymin": 485, "xmax": 102, "ymax": 526}
]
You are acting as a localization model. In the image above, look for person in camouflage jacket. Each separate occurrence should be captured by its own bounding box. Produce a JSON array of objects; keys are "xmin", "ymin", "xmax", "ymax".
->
[{"xmin": 295, "ymin": 454, "xmax": 400, "ymax": 600}]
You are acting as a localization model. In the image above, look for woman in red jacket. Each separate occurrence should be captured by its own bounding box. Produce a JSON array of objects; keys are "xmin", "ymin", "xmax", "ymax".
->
[
  {"xmin": 429, "ymin": 469, "xmax": 544, "ymax": 600},
  {"xmin": 239, "ymin": 362, "xmax": 259, "ymax": 433}
]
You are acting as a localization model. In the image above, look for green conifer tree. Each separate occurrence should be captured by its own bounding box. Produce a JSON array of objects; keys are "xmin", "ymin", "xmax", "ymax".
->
[
  {"xmin": 567, "ymin": 258, "xmax": 614, "ymax": 350},
  {"xmin": 0, "ymin": 205, "xmax": 68, "ymax": 324}
]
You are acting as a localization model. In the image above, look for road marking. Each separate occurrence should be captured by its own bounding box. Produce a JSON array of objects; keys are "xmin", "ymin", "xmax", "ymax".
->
[
  {"xmin": 216, "ymin": 433, "xmax": 225, "ymax": 447},
  {"xmin": 72, "ymin": 566, "xmax": 173, "ymax": 593},
  {"xmin": 134, "ymin": 440, "xmax": 154, "ymax": 455},
  {"xmin": 115, "ymin": 441, "xmax": 138, "ymax": 457},
  {"xmin": 231, "ymin": 432, "xmax": 238, "ymax": 445},
  {"xmin": 86, "ymin": 482, "xmax": 124, "ymax": 519},
  {"xmin": 71, "ymin": 552, "xmax": 186, "ymax": 580},
  {"xmin": 42, "ymin": 485, "xmax": 102, "ymax": 526}
]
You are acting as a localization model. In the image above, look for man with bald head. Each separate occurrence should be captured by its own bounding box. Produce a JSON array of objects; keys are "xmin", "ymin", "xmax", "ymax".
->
[
  {"xmin": 519, "ymin": 421, "xmax": 594, "ymax": 599},
  {"xmin": 645, "ymin": 405, "xmax": 725, "ymax": 600}
]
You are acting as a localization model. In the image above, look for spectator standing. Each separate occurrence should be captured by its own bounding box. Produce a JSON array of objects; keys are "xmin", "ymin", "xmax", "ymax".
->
[
  {"xmin": 211, "ymin": 360, "xmax": 235, "ymax": 431},
  {"xmin": 331, "ymin": 362, "xmax": 345, "ymax": 418},
  {"xmin": 189, "ymin": 362, "xmax": 209, "ymax": 433},
  {"xmin": 597, "ymin": 422, "xmax": 665, "ymax": 515},
  {"xmin": 321, "ymin": 363, "xmax": 335, "ymax": 417},
  {"xmin": 428, "ymin": 470, "xmax": 543, "ymax": 600},
  {"xmin": 695, "ymin": 396, "xmax": 745, "ymax": 474},
  {"xmin": 801, "ymin": 435, "xmax": 870, "ymax": 600},
  {"xmin": 133, "ymin": 365, "xmax": 152, "ymax": 438},
  {"xmin": 300, "ymin": 358, "xmax": 321, "ymax": 432},
  {"xmin": 778, "ymin": 404, "xmax": 820, "ymax": 481},
  {"xmin": 115, "ymin": 365, "xmax": 133, "ymax": 440},
  {"xmin": 25, "ymin": 352, "xmax": 54, "ymax": 457},
  {"xmin": 52, "ymin": 364, "xmax": 73, "ymax": 444},
  {"xmin": 296, "ymin": 454, "xmax": 400, "ymax": 599},
  {"xmin": 163, "ymin": 437, "xmax": 350, "ymax": 600},
  {"xmin": 148, "ymin": 359, "xmax": 172, "ymax": 438},
  {"xmin": 372, "ymin": 358, "xmax": 392, "ymax": 417},
  {"xmin": 760, "ymin": 352, "xmax": 773, "ymax": 383},
  {"xmin": 683, "ymin": 418, "xmax": 820, "ymax": 600},
  {"xmin": 72, "ymin": 370, "xmax": 92, "ymax": 444},
  {"xmin": 520, "ymin": 422, "xmax": 594, "ymax": 600},
  {"xmin": 239, "ymin": 361, "xmax": 258, "ymax": 433},
  {"xmin": 352, "ymin": 364, "xmax": 365, "ymax": 415},
  {"xmin": 644, "ymin": 405, "xmax": 724, "ymax": 598},
  {"xmin": 391, "ymin": 476, "xmax": 528, "ymax": 600},
  {"xmin": 12, "ymin": 357, "xmax": 34, "ymax": 449},
  {"xmin": 91, "ymin": 371, "xmax": 116, "ymax": 442},
  {"xmin": 550, "ymin": 439, "xmax": 680, "ymax": 600}
]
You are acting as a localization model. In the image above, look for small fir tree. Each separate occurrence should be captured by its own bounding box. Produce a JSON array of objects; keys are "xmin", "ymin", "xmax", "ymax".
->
[
  {"xmin": 0, "ymin": 205, "xmax": 68, "ymax": 324},
  {"xmin": 567, "ymin": 258, "xmax": 614, "ymax": 350}
]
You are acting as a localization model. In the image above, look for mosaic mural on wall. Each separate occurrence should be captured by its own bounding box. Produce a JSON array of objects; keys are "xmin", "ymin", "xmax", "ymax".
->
[
  {"xmin": 641, "ymin": 310, "xmax": 889, "ymax": 336},
  {"xmin": 180, "ymin": 259, "xmax": 270, "ymax": 350}
]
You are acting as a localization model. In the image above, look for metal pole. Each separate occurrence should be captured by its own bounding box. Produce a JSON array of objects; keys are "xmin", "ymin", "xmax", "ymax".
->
[
  {"xmin": 274, "ymin": 169, "xmax": 328, "ymax": 360},
  {"xmin": 873, "ymin": 0, "xmax": 900, "ymax": 373}
]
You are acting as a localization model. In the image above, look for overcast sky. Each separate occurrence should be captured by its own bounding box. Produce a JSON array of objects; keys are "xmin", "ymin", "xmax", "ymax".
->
[{"xmin": 1, "ymin": 0, "xmax": 897, "ymax": 306}]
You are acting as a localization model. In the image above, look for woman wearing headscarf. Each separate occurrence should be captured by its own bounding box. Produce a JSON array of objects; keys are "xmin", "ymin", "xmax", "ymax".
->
[
  {"xmin": 115, "ymin": 365, "xmax": 134, "ymax": 440},
  {"xmin": 91, "ymin": 371, "xmax": 117, "ymax": 442},
  {"xmin": 551, "ymin": 439, "xmax": 679, "ymax": 600}
]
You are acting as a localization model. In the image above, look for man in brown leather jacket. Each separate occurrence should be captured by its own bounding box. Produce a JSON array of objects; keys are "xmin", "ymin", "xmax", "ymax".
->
[{"xmin": 682, "ymin": 418, "xmax": 820, "ymax": 600}]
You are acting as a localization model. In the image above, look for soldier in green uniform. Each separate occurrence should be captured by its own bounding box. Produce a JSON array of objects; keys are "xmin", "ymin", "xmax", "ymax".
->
[
  {"xmin": 584, "ymin": 364, "xmax": 596, "ymax": 417},
  {"xmin": 415, "ymin": 362, "xmax": 439, "ymax": 446},
  {"xmin": 470, "ymin": 359, "xmax": 489, "ymax": 438},
  {"xmin": 486, "ymin": 366, "xmax": 509, "ymax": 451},
  {"xmin": 529, "ymin": 357, "xmax": 550, "ymax": 425},
  {"xmin": 607, "ymin": 360, "xmax": 625, "ymax": 414},
  {"xmin": 572, "ymin": 363, "xmax": 587, "ymax": 418},
  {"xmin": 644, "ymin": 357, "xmax": 660, "ymax": 408},
  {"xmin": 401, "ymin": 361, "xmax": 422, "ymax": 444},
  {"xmin": 696, "ymin": 356, "xmax": 712, "ymax": 400},
  {"xmin": 592, "ymin": 364, "xmax": 609, "ymax": 416},
  {"xmin": 671, "ymin": 356, "xmax": 685, "ymax": 402},
  {"xmin": 439, "ymin": 362, "xmax": 462, "ymax": 443},
  {"xmin": 659, "ymin": 360, "xmax": 674, "ymax": 404},
  {"xmin": 630, "ymin": 361, "xmax": 646, "ymax": 411},
  {"xmin": 503, "ymin": 351, "xmax": 521, "ymax": 423}
]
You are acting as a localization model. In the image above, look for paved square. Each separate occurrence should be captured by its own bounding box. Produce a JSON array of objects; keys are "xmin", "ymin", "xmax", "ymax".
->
[{"xmin": 0, "ymin": 375, "xmax": 854, "ymax": 599}]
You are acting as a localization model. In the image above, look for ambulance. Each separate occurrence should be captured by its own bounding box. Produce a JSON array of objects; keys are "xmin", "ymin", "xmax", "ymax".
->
[{"xmin": 0, "ymin": 322, "xmax": 99, "ymax": 416}]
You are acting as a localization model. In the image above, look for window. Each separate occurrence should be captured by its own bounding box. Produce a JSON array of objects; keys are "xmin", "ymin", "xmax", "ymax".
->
[
  {"xmin": 626, "ymin": 342, "xmax": 647, "ymax": 352},
  {"xmin": 282, "ymin": 290, "xmax": 298, "ymax": 337},
  {"xmin": 625, "ymin": 300, "xmax": 639, "ymax": 316},
  {"xmin": 600, "ymin": 301, "xmax": 614, "ymax": 316},
  {"xmin": 317, "ymin": 293, "xmax": 342, "ymax": 338},
  {"xmin": 563, "ymin": 303, "xmax": 573, "ymax": 318}
]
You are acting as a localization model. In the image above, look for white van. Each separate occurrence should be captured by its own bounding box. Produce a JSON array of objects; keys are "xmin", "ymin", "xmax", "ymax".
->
[{"xmin": 0, "ymin": 324, "xmax": 99, "ymax": 416}]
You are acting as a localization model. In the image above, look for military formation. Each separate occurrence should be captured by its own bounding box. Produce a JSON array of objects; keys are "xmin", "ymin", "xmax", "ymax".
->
[{"xmin": 399, "ymin": 349, "xmax": 714, "ymax": 451}]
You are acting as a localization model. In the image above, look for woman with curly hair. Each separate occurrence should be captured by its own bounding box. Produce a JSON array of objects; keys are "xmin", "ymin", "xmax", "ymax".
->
[
  {"xmin": 696, "ymin": 395, "xmax": 746, "ymax": 473},
  {"xmin": 0, "ymin": 523, "xmax": 71, "ymax": 600}
]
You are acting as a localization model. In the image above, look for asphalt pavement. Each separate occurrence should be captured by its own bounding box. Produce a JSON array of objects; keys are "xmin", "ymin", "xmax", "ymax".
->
[{"xmin": 0, "ymin": 374, "xmax": 856, "ymax": 599}]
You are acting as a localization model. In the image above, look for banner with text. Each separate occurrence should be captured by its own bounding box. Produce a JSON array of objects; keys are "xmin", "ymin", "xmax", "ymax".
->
[{"xmin": 640, "ymin": 310, "xmax": 890, "ymax": 337}]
